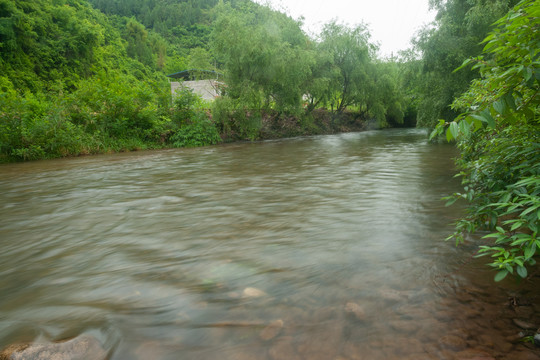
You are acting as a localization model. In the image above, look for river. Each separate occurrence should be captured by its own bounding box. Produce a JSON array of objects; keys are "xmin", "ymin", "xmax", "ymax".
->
[{"xmin": 0, "ymin": 129, "xmax": 538, "ymax": 359}]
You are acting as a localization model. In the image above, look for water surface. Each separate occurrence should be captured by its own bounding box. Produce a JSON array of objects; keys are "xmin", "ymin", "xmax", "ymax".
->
[{"xmin": 1, "ymin": 129, "xmax": 538, "ymax": 359}]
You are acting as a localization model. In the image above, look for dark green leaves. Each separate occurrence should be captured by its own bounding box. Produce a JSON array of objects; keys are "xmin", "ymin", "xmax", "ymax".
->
[{"xmin": 442, "ymin": 0, "xmax": 539, "ymax": 282}]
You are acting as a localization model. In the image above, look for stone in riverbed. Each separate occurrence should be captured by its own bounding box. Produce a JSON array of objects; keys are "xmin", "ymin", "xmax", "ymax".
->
[
  {"xmin": 378, "ymin": 288, "xmax": 409, "ymax": 302},
  {"xmin": 344, "ymin": 302, "xmax": 366, "ymax": 321},
  {"xmin": 438, "ymin": 334, "xmax": 467, "ymax": 351},
  {"xmin": 260, "ymin": 319, "xmax": 284, "ymax": 341},
  {"xmin": 0, "ymin": 334, "xmax": 106, "ymax": 360},
  {"xmin": 242, "ymin": 287, "xmax": 267, "ymax": 298},
  {"xmin": 534, "ymin": 334, "xmax": 540, "ymax": 347},
  {"xmin": 513, "ymin": 318, "xmax": 537, "ymax": 330}
]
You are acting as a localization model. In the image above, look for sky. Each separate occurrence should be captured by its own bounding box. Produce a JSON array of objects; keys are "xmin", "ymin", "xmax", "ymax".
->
[{"xmin": 254, "ymin": 0, "xmax": 437, "ymax": 57}]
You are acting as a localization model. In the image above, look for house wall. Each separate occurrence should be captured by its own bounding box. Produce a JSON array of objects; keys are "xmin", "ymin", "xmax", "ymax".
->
[{"xmin": 170, "ymin": 80, "xmax": 220, "ymax": 101}]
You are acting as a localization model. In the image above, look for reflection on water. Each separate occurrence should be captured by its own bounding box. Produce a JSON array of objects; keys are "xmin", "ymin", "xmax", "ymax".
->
[{"xmin": 1, "ymin": 129, "xmax": 539, "ymax": 359}]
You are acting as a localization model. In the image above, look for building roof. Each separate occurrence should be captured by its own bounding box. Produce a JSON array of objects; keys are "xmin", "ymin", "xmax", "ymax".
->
[{"xmin": 166, "ymin": 69, "xmax": 223, "ymax": 80}]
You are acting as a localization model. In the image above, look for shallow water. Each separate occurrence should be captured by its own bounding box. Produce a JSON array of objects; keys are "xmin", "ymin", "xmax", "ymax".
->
[{"xmin": 1, "ymin": 129, "xmax": 539, "ymax": 359}]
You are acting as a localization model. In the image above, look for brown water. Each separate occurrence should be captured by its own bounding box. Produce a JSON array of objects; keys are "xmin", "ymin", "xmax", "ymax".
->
[{"xmin": 1, "ymin": 129, "xmax": 539, "ymax": 360}]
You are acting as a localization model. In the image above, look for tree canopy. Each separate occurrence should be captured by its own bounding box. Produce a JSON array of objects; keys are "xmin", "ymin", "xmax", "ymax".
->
[{"xmin": 414, "ymin": 0, "xmax": 519, "ymax": 128}]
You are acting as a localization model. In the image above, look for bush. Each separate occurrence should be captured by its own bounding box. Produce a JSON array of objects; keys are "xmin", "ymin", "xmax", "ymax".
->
[
  {"xmin": 66, "ymin": 71, "xmax": 163, "ymax": 140},
  {"xmin": 0, "ymin": 89, "xmax": 89, "ymax": 160},
  {"xmin": 211, "ymin": 97, "xmax": 261, "ymax": 141},
  {"xmin": 432, "ymin": 0, "xmax": 539, "ymax": 281},
  {"xmin": 170, "ymin": 112, "xmax": 221, "ymax": 147}
]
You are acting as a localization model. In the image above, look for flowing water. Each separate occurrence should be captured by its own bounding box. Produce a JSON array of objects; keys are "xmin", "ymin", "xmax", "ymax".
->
[{"xmin": 1, "ymin": 129, "xmax": 539, "ymax": 359}]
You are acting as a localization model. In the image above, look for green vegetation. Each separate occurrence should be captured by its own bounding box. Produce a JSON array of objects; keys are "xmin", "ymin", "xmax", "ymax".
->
[
  {"xmin": 0, "ymin": 0, "xmax": 415, "ymax": 162},
  {"xmin": 414, "ymin": 0, "xmax": 519, "ymax": 128},
  {"xmin": 430, "ymin": 0, "xmax": 539, "ymax": 281}
]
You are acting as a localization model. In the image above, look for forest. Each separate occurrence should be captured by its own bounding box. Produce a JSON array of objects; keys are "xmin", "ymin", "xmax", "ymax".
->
[{"xmin": 0, "ymin": 0, "xmax": 538, "ymax": 278}]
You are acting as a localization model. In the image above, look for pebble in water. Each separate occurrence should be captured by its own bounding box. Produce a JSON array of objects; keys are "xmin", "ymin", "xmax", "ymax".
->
[
  {"xmin": 535, "ymin": 334, "xmax": 540, "ymax": 348},
  {"xmin": 344, "ymin": 302, "xmax": 366, "ymax": 321},
  {"xmin": 242, "ymin": 287, "xmax": 267, "ymax": 298},
  {"xmin": 259, "ymin": 319, "xmax": 284, "ymax": 341},
  {"xmin": 0, "ymin": 335, "xmax": 106, "ymax": 360}
]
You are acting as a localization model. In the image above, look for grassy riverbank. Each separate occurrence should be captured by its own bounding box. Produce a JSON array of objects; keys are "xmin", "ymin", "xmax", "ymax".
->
[{"xmin": 0, "ymin": 93, "xmax": 373, "ymax": 163}]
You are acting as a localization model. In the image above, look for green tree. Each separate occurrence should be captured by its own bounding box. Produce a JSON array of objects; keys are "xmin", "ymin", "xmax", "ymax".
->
[
  {"xmin": 125, "ymin": 18, "xmax": 154, "ymax": 67},
  {"xmin": 431, "ymin": 0, "xmax": 539, "ymax": 281},
  {"xmin": 318, "ymin": 21, "xmax": 374, "ymax": 114},
  {"xmin": 415, "ymin": 0, "xmax": 519, "ymax": 128},
  {"xmin": 365, "ymin": 61, "xmax": 406, "ymax": 127},
  {"xmin": 211, "ymin": 1, "xmax": 313, "ymax": 137},
  {"xmin": 187, "ymin": 47, "xmax": 214, "ymax": 79}
]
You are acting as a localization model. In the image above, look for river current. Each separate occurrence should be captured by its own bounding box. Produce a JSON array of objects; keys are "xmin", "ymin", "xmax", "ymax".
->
[{"xmin": 1, "ymin": 129, "xmax": 539, "ymax": 359}]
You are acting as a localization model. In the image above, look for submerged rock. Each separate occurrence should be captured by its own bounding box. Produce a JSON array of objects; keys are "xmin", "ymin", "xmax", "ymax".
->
[
  {"xmin": 438, "ymin": 334, "xmax": 467, "ymax": 351},
  {"xmin": 378, "ymin": 288, "xmax": 409, "ymax": 302},
  {"xmin": 260, "ymin": 319, "xmax": 284, "ymax": 341},
  {"xmin": 242, "ymin": 287, "xmax": 267, "ymax": 298},
  {"xmin": 513, "ymin": 319, "xmax": 537, "ymax": 330},
  {"xmin": 0, "ymin": 334, "xmax": 106, "ymax": 360},
  {"xmin": 534, "ymin": 334, "xmax": 540, "ymax": 347},
  {"xmin": 344, "ymin": 302, "xmax": 366, "ymax": 321}
]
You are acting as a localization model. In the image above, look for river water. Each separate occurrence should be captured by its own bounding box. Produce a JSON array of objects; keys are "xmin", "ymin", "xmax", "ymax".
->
[{"xmin": 1, "ymin": 129, "xmax": 539, "ymax": 359}]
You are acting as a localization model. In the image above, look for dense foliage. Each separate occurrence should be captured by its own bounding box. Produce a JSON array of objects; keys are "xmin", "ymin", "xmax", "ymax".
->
[
  {"xmin": 210, "ymin": 3, "xmax": 412, "ymax": 140},
  {"xmin": 0, "ymin": 0, "xmax": 419, "ymax": 162},
  {"xmin": 415, "ymin": 0, "xmax": 519, "ymax": 128},
  {"xmin": 431, "ymin": 0, "xmax": 539, "ymax": 281},
  {"xmin": 0, "ymin": 0, "xmax": 174, "ymax": 161}
]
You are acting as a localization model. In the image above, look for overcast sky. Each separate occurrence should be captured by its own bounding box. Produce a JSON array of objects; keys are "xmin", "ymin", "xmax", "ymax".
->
[{"xmin": 254, "ymin": 0, "xmax": 436, "ymax": 57}]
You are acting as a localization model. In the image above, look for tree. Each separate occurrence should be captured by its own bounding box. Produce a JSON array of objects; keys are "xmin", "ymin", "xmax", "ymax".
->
[
  {"xmin": 318, "ymin": 21, "xmax": 374, "ymax": 114},
  {"xmin": 125, "ymin": 18, "xmax": 154, "ymax": 67},
  {"xmin": 211, "ymin": 2, "xmax": 312, "ymax": 116},
  {"xmin": 187, "ymin": 47, "xmax": 214, "ymax": 78},
  {"xmin": 431, "ymin": 0, "xmax": 539, "ymax": 281},
  {"xmin": 415, "ymin": 0, "xmax": 519, "ymax": 128}
]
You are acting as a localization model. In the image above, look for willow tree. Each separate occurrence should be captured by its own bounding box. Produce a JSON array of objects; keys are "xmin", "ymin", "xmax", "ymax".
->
[
  {"xmin": 211, "ymin": 2, "xmax": 313, "ymax": 138},
  {"xmin": 317, "ymin": 21, "xmax": 374, "ymax": 114}
]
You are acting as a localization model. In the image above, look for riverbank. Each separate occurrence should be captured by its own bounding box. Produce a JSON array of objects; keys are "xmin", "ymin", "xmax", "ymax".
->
[{"xmin": 0, "ymin": 108, "xmax": 376, "ymax": 163}]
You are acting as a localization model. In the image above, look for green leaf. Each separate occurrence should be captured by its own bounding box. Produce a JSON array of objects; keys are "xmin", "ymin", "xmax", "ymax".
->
[
  {"xmin": 429, "ymin": 120, "xmax": 446, "ymax": 140},
  {"xmin": 454, "ymin": 58, "xmax": 473, "ymax": 72},
  {"xmin": 449, "ymin": 122, "xmax": 459, "ymax": 139},
  {"xmin": 471, "ymin": 114, "xmax": 487, "ymax": 124},
  {"xmin": 446, "ymin": 127, "xmax": 453, "ymax": 142},
  {"xmin": 492, "ymin": 99, "xmax": 506, "ymax": 115},
  {"xmin": 510, "ymin": 221, "xmax": 523, "ymax": 231},
  {"xmin": 480, "ymin": 109, "xmax": 496, "ymax": 128},
  {"xmin": 523, "ymin": 67, "xmax": 533, "ymax": 81},
  {"xmin": 504, "ymin": 92, "xmax": 516, "ymax": 111},
  {"xmin": 520, "ymin": 205, "xmax": 539, "ymax": 217},
  {"xmin": 494, "ymin": 270, "xmax": 508, "ymax": 282},
  {"xmin": 524, "ymin": 246, "xmax": 535, "ymax": 259},
  {"xmin": 516, "ymin": 265, "xmax": 527, "ymax": 278},
  {"xmin": 458, "ymin": 119, "xmax": 471, "ymax": 137}
]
